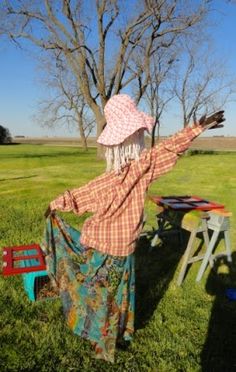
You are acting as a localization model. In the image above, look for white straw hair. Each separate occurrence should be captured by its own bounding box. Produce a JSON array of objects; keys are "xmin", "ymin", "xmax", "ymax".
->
[{"xmin": 105, "ymin": 129, "xmax": 145, "ymax": 173}]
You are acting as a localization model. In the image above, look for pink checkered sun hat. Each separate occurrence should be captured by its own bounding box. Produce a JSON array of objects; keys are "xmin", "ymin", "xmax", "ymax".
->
[{"xmin": 97, "ymin": 94, "xmax": 155, "ymax": 146}]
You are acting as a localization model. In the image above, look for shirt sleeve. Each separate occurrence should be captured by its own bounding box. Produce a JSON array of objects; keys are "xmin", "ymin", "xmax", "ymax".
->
[
  {"xmin": 148, "ymin": 124, "xmax": 204, "ymax": 182},
  {"xmin": 49, "ymin": 182, "xmax": 96, "ymax": 215}
]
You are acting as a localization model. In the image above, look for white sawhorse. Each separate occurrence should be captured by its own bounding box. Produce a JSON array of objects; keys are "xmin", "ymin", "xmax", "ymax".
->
[
  {"xmin": 177, "ymin": 211, "xmax": 209, "ymax": 286},
  {"xmin": 177, "ymin": 209, "xmax": 232, "ymax": 285},
  {"xmin": 151, "ymin": 205, "xmax": 232, "ymax": 285},
  {"xmin": 195, "ymin": 209, "xmax": 232, "ymax": 282}
]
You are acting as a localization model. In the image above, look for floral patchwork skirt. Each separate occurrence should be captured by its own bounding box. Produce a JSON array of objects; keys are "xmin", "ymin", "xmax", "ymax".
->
[{"xmin": 41, "ymin": 215, "xmax": 135, "ymax": 362}]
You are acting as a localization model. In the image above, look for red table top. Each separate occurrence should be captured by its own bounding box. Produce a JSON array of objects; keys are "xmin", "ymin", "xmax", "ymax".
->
[{"xmin": 149, "ymin": 195, "xmax": 225, "ymax": 211}]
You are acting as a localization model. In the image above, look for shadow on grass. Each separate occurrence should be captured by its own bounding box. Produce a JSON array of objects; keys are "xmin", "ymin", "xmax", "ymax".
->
[
  {"xmin": 188, "ymin": 149, "xmax": 217, "ymax": 156},
  {"xmin": 0, "ymin": 175, "xmax": 38, "ymax": 182},
  {"xmin": 134, "ymin": 206, "xmax": 210, "ymax": 330},
  {"xmin": 201, "ymin": 253, "xmax": 236, "ymax": 372},
  {"xmin": 0, "ymin": 150, "xmax": 91, "ymax": 159},
  {"xmin": 134, "ymin": 232, "xmax": 188, "ymax": 330},
  {"xmin": 0, "ymin": 142, "xmax": 21, "ymax": 146}
]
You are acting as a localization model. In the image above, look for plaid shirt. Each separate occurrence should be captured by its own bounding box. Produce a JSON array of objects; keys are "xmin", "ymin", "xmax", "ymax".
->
[{"xmin": 50, "ymin": 125, "xmax": 203, "ymax": 256}]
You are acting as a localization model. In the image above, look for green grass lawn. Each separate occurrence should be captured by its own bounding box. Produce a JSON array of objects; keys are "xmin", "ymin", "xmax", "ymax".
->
[{"xmin": 1, "ymin": 144, "xmax": 236, "ymax": 372}]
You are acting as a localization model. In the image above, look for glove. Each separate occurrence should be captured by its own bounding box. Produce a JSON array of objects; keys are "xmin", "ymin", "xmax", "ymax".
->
[{"xmin": 198, "ymin": 110, "xmax": 225, "ymax": 130}]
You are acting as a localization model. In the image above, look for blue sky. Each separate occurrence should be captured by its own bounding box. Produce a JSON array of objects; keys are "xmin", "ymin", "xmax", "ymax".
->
[{"xmin": 0, "ymin": 1, "xmax": 236, "ymax": 138}]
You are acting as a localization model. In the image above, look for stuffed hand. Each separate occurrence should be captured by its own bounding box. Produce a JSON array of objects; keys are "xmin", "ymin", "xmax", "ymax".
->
[{"xmin": 198, "ymin": 110, "xmax": 225, "ymax": 130}]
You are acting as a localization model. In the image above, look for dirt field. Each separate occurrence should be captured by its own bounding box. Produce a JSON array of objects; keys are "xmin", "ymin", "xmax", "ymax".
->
[
  {"xmin": 188, "ymin": 136, "xmax": 236, "ymax": 151},
  {"xmin": 13, "ymin": 135, "xmax": 236, "ymax": 151}
]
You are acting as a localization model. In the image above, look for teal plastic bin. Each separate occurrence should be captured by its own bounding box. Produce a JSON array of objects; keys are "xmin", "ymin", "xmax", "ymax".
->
[{"xmin": 21, "ymin": 248, "xmax": 48, "ymax": 301}]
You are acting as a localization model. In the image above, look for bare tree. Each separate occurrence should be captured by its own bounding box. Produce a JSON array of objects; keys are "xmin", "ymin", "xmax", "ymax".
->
[
  {"xmin": 173, "ymin": 42, "xmax": 236, "ymax": 127},
  {"xmin": 36, "ymin": 53, "xmax": 94, "ymax": 150},
  {"xmin": 143, "ymin": 49, "xmax": 176, "ymax": 146},
  {"xmin": 1, "ymin": 0, "xmax": 210, "ymax": 156}
]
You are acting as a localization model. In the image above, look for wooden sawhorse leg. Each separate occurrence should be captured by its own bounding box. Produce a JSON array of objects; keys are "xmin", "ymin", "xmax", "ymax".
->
[
  {"xmin": 177, "ymin": 228, "xmax": 197, "ymax": 286},
  {"xmin": 196, "ymin": 211, "xmax": 232, "ymax": 282},
  {"xmin": 196, "ymin": 229, "xmax": 220, "ymax": 282},
  {"xmin": 177, "ymin": 215, "xmax": 209, "ymax": 286}
]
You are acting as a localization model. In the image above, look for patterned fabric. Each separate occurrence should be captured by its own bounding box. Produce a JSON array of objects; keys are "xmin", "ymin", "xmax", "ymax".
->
[
  {"xmin": 41, "ymin": 215, "xmax": 135, "ymax": 363},
  {"xmin": 50, "ymin": 125, "xmax": 203, "ymax": 256},
  {"xmin": 97, "ymin": 94, "xmax": 155, "ymax": 145}
]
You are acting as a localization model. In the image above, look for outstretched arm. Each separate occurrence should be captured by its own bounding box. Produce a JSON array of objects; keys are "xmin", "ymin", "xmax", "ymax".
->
[
  {"xmin": 44, "ymin": 183, "xmax": 96, "ymax": 218},
  {"xmin": 149, "ymin": 111, "xmax": 225, "ymax": 181}
]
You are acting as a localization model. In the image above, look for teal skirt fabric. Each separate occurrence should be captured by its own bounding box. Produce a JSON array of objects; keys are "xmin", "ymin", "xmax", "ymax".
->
[{"xmin": 41, "ymin": 215, "xmax": 135, "ymax": 362}]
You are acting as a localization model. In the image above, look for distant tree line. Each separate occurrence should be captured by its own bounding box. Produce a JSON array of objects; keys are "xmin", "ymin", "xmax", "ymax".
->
[{"xmin": 0, "ymin": 125, "xmax": 12, "ymax": 144}]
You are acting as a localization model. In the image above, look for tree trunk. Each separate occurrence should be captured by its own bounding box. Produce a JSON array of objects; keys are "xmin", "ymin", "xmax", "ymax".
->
[
  {"xmin": 79, "ymin": 126, "xmax": 88, "ymax": 150},
  {"xmin": 151, "ymin": 123, "xmax": 156, "ymax": 147},
  {"xmin": 151, "ymin": 119, "xmax": 160, "ymax": 147},
  {"xmin": 76, "ymin": 111, "xmax": 88, "ymax": 151},
  {"xmin": 94, "ymin": 112, "xmax": 106, "ymax": 159}
]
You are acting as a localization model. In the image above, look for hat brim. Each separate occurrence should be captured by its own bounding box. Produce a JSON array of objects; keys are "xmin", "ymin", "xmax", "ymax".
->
[{"xmin": 97, "ymin": 111, "xmax": 154, "ymax": 146}]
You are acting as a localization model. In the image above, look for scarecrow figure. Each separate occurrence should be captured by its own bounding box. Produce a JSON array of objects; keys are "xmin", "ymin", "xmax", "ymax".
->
[{"xmin": 43, "ymin": 94, "xmax": 225, "ymax": 362}]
